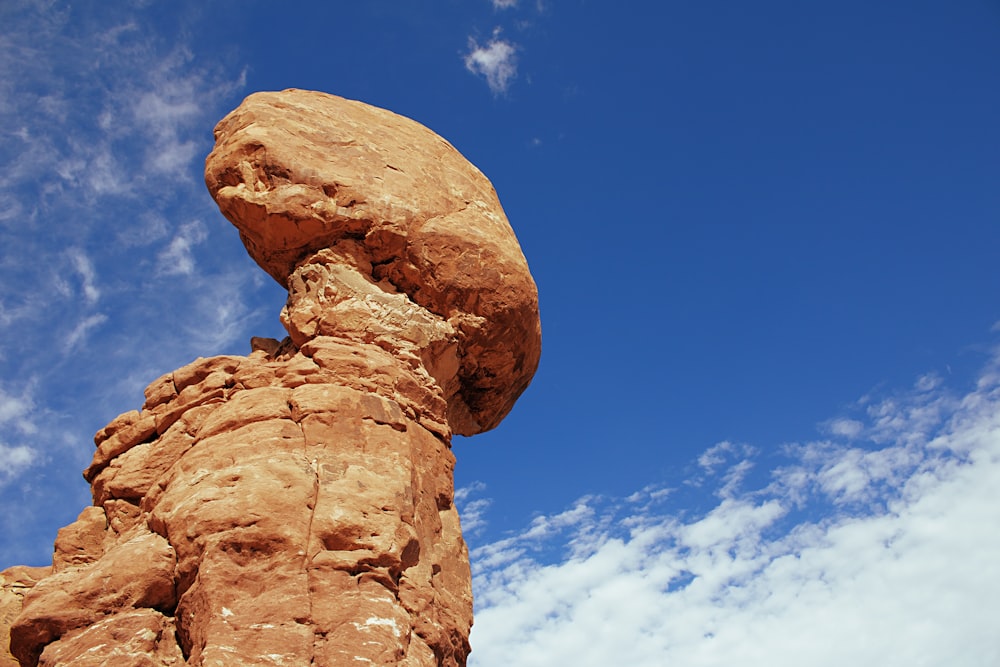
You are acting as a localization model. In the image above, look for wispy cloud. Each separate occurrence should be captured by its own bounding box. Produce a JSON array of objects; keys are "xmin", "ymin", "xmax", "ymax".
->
[
  {"xmin": 0, "ymin": 0, "xmax": 272, "ymax": 568},
  {"xmin": 464, "ymin": 29, "xmax": 519, "ymax": 95},
  {"xmin": 133, "ymin": 48, "xmax": 246, "ymax": 176},
  {"xmin": 118, "ymin": 210, "xmax": 171, "ymax": 247},
  {"xmin": 689, "ymin": 440, "xmax": 758, "ymax": 498},
  {"xmin": 68, "ymin": 248, "xmax": 101, "ymax": 304},
  {"xmin": 181, "ymin": 270, "xmax": 262, "ymax": 352},
  {"xmin": 0, "ymin": 382, "xmax": 40, "ymax": 484},
  {"xmin": 0, "ymin": 444, "xmax": 37, "ymax": 479},
  {"xmin": 697, "ymin": 440, "xmax": 754, "ymax": 472},
  {"xmin": 466, "ymin": 351, "xmax": 1000, "ymax": 666},
  {"xmin": 63, "ymin": 313, "xmax": 108, "ymax": 353},
  {"xmin": 822, "ymin": 416, "xmax": 864, "ymax": 439},
  {"xmin": 0, "ymin": 383, "xmax": 36, "ymax": 435},
  {"xmin": 157, "ymin": 219, "xmax": 208, "ymax": 276},
  {"xmin": 456, "ymin": 482, "xmax": 492, "ymax": 535},
  {"xmin": 0, "ymin": 2, "xmax": 252, "ymax": 375},
  {"xmin": 0, "ymin": 3, "xmax": 244, "ymax": 209},
  {"xmin": 492, "ymin": 0, "xmax": 518, "ymax": 8}
]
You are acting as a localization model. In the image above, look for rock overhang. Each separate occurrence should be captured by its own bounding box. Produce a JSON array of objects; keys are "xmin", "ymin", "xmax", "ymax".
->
[{"xmin": 204, "ymin": 89, "xmax": 541, "ymax": 436}]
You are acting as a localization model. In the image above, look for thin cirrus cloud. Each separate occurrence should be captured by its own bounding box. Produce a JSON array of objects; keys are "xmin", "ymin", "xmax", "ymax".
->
[
  {"xmin": 0, "ymin": 4, "xmax": 244, "ymax": 208},
  {"xmin": 0, "ymin": 384, "xmax": 36, "ymax": 436},
  {"xmin": 67, "ymin": 248, "xmax": 101, "ymax": 305},
  {"xmin": 179, "ymin": 270, "xmax": 269, "ymax": 353},
  {"xmin": 0, "ymin": 3, "xmax": 249, "ymax": 326},
  {"xmin": 62, "ymin": 313, "xmax": 109, "ymax": 354},
  {"xmin": 156, "ymin": 219, "xmax": 209, "ymax": 277},
  {"xmin": 0, "ymin": 2, "xmax": 259, "ymax": 501},
  {"xmin": 0, "ymin": 384, "xmax": 38, "ymax": 485},
  {"xmin": 460, "ymin": 347, "xmax": 1000, "ymax": 667},
  {"xmin": 132, "ymin": 48, "xmax": 245, "ymax": 177}
]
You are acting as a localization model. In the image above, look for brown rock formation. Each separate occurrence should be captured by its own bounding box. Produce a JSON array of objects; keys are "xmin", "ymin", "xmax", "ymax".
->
[
  {"xmin": 0, "ymin": 568, "xmax": 50, "ymax": 667},
  {"xmin": 3, "ymin": 90, "xmax": 540, "ymax": 666}
]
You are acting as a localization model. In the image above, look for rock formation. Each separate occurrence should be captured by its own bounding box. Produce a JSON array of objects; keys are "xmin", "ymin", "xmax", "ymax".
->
[
  {"xmin": 1, "ymin": 89, "xmax": 541, "ymax": 666},
  {"xmin": 1, "ymin": 568, "xmax": 50, "ymax": 667}
]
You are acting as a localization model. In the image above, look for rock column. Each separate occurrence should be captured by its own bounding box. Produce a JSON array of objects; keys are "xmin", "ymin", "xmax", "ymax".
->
[{"xmin": 3, "ymin": 90, "xmax": 540, "ymax": 666}]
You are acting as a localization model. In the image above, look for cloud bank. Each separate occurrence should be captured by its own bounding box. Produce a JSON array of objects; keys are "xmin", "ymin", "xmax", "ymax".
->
[{"xmin": 462, "ymin": 350, "xmax": 1000, "ymax": 666}]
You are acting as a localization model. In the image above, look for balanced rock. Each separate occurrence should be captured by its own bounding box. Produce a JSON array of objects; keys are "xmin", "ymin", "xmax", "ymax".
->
[
  {"xmin": 3, "ymin": 90, "xmax": 540, "ymax": 666},
  {"xmin": 205, "ymin": 89, "xmax": 540, "ymax": 436}
]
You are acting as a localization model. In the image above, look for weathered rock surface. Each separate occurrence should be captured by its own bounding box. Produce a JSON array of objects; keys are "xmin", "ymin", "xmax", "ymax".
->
[
  {"xmin": 205, "ymin": 89, "xmax": 540, "ymax": 436},
  {"xmin": 2, "ymin": 90, "xmax": 540, "ymax": 666},
  {"xmin": 1, "ymin": 568, "xmax": 50, "ymax": 667}
]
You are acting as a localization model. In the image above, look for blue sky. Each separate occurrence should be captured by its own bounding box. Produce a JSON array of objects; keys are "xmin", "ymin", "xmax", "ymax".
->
[{"xmin": 2, "ymin": 1, "xmax": 999, "ymax": 664}]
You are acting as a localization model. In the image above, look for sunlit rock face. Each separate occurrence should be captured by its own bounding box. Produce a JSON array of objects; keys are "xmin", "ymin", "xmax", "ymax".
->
[
  {"xmin": 205, "ymin": 89, "xmax": 541, "ymax": 437},
  {"xmin": 2, "ymin": 89, "xmax": 540, "ymax": 667}
]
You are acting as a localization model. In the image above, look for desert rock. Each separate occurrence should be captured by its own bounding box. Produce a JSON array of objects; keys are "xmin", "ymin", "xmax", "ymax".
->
[
  {"xmin": 3, "ymin": 90, "xmax": 540, "ymax": 666},
  {"xmin": 205, "ymin": 89, "xmax": 541, "ymax": 436},
  {"xmin": 1, "ymin": 567, "xmax": 50, "ymax": 667}
]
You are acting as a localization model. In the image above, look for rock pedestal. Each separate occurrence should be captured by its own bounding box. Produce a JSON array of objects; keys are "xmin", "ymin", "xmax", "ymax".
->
[{"xmin": 2, "ymin": 90, "xmax": 540, "ymax": 666}]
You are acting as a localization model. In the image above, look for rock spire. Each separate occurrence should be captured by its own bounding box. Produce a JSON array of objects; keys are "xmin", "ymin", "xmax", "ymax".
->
[{"xmin": 2, "ymin": 89, "xmax": 540, "ymax": 666}]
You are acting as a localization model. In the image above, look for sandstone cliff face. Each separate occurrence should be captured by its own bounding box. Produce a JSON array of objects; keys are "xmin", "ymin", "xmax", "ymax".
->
[
  {"xmin": 1, "ymin": 568, "xmax": 50, "ymax": 667},
  {"xmin": 2, "ymin": 90, "xmax": 540, "ymax": 666}
]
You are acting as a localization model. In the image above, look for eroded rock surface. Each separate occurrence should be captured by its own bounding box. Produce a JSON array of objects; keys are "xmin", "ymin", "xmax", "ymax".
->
[
  {"xmin": 1, "ymin": 568, "xmax": 50, "ymax": 667},
  {"xmin": 205, "ymin": 89, "xmax": 540, "ymax": 436},
  {"xmin": 3, "ymin": 90, "xmax": 540, "ymax": 666}
]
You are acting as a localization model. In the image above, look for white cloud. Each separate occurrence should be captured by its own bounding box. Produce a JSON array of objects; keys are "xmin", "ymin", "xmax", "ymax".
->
[
  {"xmin": 467, "ymin": 350, "xmax": 1000, "ymax": 667},
  {"xmin": 0, "ymin": 0, "xmax": 279, "ymax": 568},
  {"xmin": 87, "ymin": 147, "xmax": 132, "ymax": 196},
  {"xmin": 492, "ymin": 0, "xmax": 518, "ymax": 8},
  {"xmin": 0, "ymin": 384, "xmax": 35, "ymax": 434},
  {"xmin": 132, "ymin": 48, "xmax": 211, "ymax": 176},
  {"xmin": 915, "ymin": 372, "xmax": 942, "ymax": 392},
  {"xmin": 181, "ymin": 270, "xmax": 260, "ymax": 352},
  {"xmin": 143, "ymin": 52, "xmax": 246, "ymax": 174},
  {"xmin": 457, "ymin": 482, "xmax": 492, "ymax": 534},
  {"xmin": 68, "ymin": 248, "xmax": 100, "ymax": 304},
  {"xmin": 157, "ymin": 219, "xmax": 208, "ymax": 276},
  {"xmin": 692, "ymin": 440, "xmax": 757, "ymax": 498},
  {"xmin": 625, "ymin": 484, "xmax": 672, "ymax": 506},
  {"xmin": 118, "ymin": 210, "xmax": 170, "ymax": 247},
  {"xmin": 460, "ymin": 498, "xmax": 493, "ymax": 535},
  {"xmin": 823, "ymin": 416, "xmax": 864, "ymax": 439},
  {"xmin": 464, "ymin": 29, "xmax": 518, "ymax": 95},
  {"xmin": 0, "ymin": 3, "xmax": 245, "ymax": 210},
  {"xmin": 63, "ymin": 313, "xmax": 108, "ymax": 353},
  {"xmin": 456, "ymin": 481, "xmax": 487, "ymax": 504},
  {"xmin": 0, "ymin": 443, "xmax": 37, "ymax": 480},
  {"xmin": 0, "ymin": 382, "xmax": 40, "ymax": 483},
  {"xmin": 697, "ymin": 440, "xmax": 755, "ymax": 472},
  {"xmin": 0, "ymin": 1, "xmax": 252, "ymax": 378}
]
